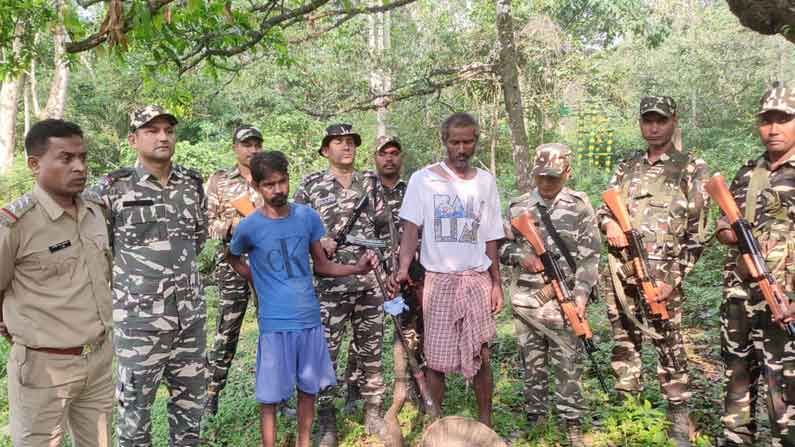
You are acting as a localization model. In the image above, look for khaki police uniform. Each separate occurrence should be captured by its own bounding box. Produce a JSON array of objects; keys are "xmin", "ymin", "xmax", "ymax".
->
[{"xmin": 0, "ymin": 184, "xmax": 113, "ymax": 447}]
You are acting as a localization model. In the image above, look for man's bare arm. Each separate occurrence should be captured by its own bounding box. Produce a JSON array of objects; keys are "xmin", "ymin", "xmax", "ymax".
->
[
  {"xmin": 226, "ymin": 253, "xmax": 252, "ymax": 282},
  {"xmin": 311, "ymin": 241, "xmax": 375, "ymax": 277}
]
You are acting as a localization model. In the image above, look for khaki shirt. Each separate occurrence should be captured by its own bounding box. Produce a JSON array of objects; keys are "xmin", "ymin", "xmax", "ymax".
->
[{"xmin": 0, "ymin": 184, "xmax": 112, "ymax": 348}]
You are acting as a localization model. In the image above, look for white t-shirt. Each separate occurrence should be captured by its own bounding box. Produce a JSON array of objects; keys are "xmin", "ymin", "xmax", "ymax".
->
[{"xmin": 399, "ymin": 162, "xmax": 504, "ymax": 273}]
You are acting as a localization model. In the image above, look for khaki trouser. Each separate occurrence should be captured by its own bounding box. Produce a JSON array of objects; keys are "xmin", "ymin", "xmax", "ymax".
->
[{"xmin": 7, "ymin": 335, "xmax": 114, "ymax": 447}]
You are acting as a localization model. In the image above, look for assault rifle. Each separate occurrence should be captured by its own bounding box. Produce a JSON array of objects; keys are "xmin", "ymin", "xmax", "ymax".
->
[
  {"xmin": 344, "ymin": 235, "xmax": 442, "ymax": 419},
  {"xmin": 333, "ymin": 194, "xmax": 369, "ymax": 254},
  {"xmin": 510, "ymin": 212, "xmax": 609, "ymax": 393},
  {"xmin": 602, "ymin": 189, "xmax": 670, "ymax": 320},
  {"xmin": 706, "ymin": 174, "xmax": 795, "ymax": 336}
]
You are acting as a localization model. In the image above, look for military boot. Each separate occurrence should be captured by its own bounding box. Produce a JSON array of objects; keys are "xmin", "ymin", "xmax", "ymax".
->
[
  {"xmin": 667, "ymin": 404, "xmax": 691, "ymax": 447},
  {"xmin": 342, "ymin": 382, "xmax": 362, "ymax": 415},
  {"xmin": 564, "ymin": 420, "xmax": 585, "ymax": 447},
  {"xmin": 363, "ymin": 401, "xmax": 386, "ymax": 438},
  {"xmin": 316, "ymin": 406, "xmax": 338, "ymax": 447}
]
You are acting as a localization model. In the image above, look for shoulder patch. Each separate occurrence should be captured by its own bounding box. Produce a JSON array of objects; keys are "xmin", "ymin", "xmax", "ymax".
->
[
  {"xmin": 99, "ymin": 167, "xmax": 134, "ymax": 189},
  {"xmin": 0, "ymin": 193, "xmax": 36, "ymax": 227},
  {"xmin": 81, "ymin": 189, "xmax": 106, "ymax": 208}
]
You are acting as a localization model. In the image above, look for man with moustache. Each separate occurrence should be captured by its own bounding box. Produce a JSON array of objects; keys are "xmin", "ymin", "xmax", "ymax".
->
[
  {"xmin": 293, "ymin": 124, "xmax": 385, "ymax": 445},
  {"xmin": 597, "ymin": 96, "xmax": 709, "ymax": 446},
  {"xmin": 716, "ymin": 83, "xmax": 795, "ymax": 447},
  {"xmin": 0, "ymin": 119, "xmax": 114, "ymax": 446},
  {"xmin": 205, "ymin": 125, "xmax": 264, "ymax": 415},
  {"xmin": 91, "ymin": 105, "xmax": 208, "ymax": 446},
  {"xmin": 392, "ymin": 112, "xmax": 505, "ymax": 427}
]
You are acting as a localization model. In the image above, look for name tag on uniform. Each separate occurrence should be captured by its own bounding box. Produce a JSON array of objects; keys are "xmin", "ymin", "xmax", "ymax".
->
[
  {"xmin": 49, "ymin": 240, "xmax": 72, "ymax": 253},
  {"xmin": 316, "ymin": 195, "xmax": 336, "ymax": 207},
  {"xmin": 122, "ymin": 200, "xmax": 155, "ymax": 207}
]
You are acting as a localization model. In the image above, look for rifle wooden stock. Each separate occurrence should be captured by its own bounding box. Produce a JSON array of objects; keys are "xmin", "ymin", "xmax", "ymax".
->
[
  {"xmin": 510, "ymin": 212, "xmax": 593, "ymax": 339},
  {"xmin": 706, "ymin": 174, "xmax": 795, "ymax": 336},
  {"xmin": 230, "ymin": 194, "xmax": 256, "ymax": 217},
  {"xmin": 601, "ymin": 188, "xmax": 669, "ymax": 320}
]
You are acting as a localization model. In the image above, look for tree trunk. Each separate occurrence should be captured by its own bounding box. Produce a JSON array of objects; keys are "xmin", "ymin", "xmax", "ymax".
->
[
  {"xmin": 30, "ymin": 59, "xmax": 40, "ymax": 116},
  {"xmin": 23, "ymin": 76, "xmax": 30, "ymax": 135},
  {"xmin": 0, "ymin": 24, "xmax": 24, "ymax": 174},
  {"xmin": 42, "ymin": 0, "xmax": 69, "ymax": 119},
  {"xmin": 495, "ymin": 0, "xmax": 532, "ymax": 191},
  {"xmin": 369, "ymin": 0, "xmax": 391, "ymax": 138}
]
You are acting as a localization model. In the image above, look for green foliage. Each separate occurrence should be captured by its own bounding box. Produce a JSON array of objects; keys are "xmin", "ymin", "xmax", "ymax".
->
[
  {"xmin": 592, "ymin": 397, "xmax": 673, "ymax": 446},
  {"xmin": 0, "ymin": 0, "xmax": 55, "ymax": 79}
]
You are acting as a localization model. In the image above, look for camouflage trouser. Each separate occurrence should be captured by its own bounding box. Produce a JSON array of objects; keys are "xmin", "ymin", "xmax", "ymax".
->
[
  {"xmin": 318, "ymin": 289, "xmax": 385, "ymax": 408},
  {"xmin": 114, "ymin": 320, "xmax": 207, "ymax": 447},
  {"xmin": 512, "ymin": 288, "xmax": 586, "ymax": 421},
  {"xmin": 722, "ymin": 293, "xmax": 795, "ymax": 446},
  {"xmin": 345, "ymin": 294, "xmax": 423, "ymax": 388},
  {"xmin": 207, "ymin": 254, "xmax": 254, "ymax": 397},
  {"xmin": 604, "ymin": 283, "xmax": 690, "ymax": 405},
  {"xmin": 721, "ymin": 297, "xmax": 763, "ymax": 445}
]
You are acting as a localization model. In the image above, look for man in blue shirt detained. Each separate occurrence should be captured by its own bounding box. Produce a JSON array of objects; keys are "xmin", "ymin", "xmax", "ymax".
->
[{"xmin": 226, "ymin": 151, "xmax": 376, "ymax": 447}]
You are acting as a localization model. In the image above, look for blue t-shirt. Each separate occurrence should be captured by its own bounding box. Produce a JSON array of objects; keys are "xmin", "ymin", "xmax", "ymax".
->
[{"xmin": 229, "ymin": 203, "xmax": 326, "ymax": 332}]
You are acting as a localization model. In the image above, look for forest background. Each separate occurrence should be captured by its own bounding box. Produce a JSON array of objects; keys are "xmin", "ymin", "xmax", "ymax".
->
[{"xmin": 0, "ymin": 0, "xmax": 793, "ymax": 445}]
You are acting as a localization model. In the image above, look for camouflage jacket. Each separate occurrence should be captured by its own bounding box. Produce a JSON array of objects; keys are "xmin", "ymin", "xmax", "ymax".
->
[
  {"xmin": 723, "ymin": 152, "xmax": 795, "ymax": 300},
  {"xmin": 372, "ymin": 176, "xmax": 407, "ymax": 271},
  {"xmin": 500, "ymin": 188, "xmax": 601, "ymax": 301},
  {"xmin": 90, "ymin": 163, "xmax": 208, "ymax": 330},
  {"xmin": 597, "ymin": 147, "xmax": 709, "ymax": 287},
  {"xmin": 293, "ymin": 169, "xmax": 380, "ymax": 293},
  {"xmin": 206, "ymin": 164, "xmax": 262, "ymax": 242}
]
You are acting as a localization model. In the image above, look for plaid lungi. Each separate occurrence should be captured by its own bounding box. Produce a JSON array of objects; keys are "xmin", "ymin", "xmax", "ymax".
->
[{"xmin": 423, "ymin": 270, "xmax": 496, "ymax": 379}]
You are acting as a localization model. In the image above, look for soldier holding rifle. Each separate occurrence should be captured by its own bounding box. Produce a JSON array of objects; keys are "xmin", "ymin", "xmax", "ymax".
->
[
  {"xmin": 205, "ymin": 125, "xmax": 264, "ymax": 415},
  {"xmin": 499, "ymin": 143, "xmax": 601, "ymax": 446},
  {"xmin": 597, "ymin": 96, "xmax": 709, "ymax": 446},
  {"xmin": 714, "ymin": 84, "xmax": 795, "ymax": 447}
]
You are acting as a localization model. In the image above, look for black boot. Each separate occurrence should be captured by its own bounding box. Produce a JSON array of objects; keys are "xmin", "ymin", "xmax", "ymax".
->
[
  {"xmin": 205, "ymin": 392, "xmax": 219, "ymax": 416},
  {"xmin": 667, "ymin": 403, "xmax": 691, "ymax": 447},
  {"xmin": 316, "ymin": 406, "xmax": 338, "ymax": 447},
  {"xmin": 363, "ymin": 401, "xmax": 386, "ymax": 438}
]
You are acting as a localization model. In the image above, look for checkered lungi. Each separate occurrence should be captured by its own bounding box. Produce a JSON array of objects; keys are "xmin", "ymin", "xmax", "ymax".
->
[{"xmin": 423, "ymin": 270, "xmax": 496, "ymax": 379}]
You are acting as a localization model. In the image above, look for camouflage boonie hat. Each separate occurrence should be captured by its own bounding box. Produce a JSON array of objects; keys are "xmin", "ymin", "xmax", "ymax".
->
[
  {"xmin": 233, "ymin": 126, "xmax": 263, "ymax": 143},
  {"xmin": 757, "ymin": 83, "xmax": 795, "ymax": 115},
  {"xmin": 375, "ymin": 135, "xmax": 402, "ymax": 152},
  {"xmin": 639, "ymin": 96, "xmax": 676, "ymax": 117},
  {"xmin": 319, "ymin": 123, "xmax": 361, "ymax": 155},
  {"xmin": 531, "ymin": 143, "xmax": 572, "ymax": 177},
  {"xmin": 129, "ymin": 105, "xmax": 178, "ymax": 132}
]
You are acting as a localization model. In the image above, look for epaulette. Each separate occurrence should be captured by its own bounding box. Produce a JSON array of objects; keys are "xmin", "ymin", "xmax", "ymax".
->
[
  {"xmin": 507, "ymin": 192, "xmax": 530, "ymax": 207},
  {"xmin": 98, "ymin": 167, "xmax": 135, "ymax": 189},
  {"xmin": 0, "ymin": 193, "xmax": 36, "ymax": 227},
  {"xmin": 568, "ymin": 189, "xmax": 590, "ymax": 204},
  {"xmin": 300, "ymin": 171, "xmax": 325, "ymax": 188}
]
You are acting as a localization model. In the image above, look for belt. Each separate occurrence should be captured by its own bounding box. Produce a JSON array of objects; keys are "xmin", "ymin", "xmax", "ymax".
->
[{"xmin": 27, "ymin": 335, "xmax": 105, "ymax": 356}]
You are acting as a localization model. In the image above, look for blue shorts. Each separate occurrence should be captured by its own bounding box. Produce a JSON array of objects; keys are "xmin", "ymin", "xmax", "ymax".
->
[{"xmin": 255, "ymin": 325, "xmax": 337, "ymax": 404}]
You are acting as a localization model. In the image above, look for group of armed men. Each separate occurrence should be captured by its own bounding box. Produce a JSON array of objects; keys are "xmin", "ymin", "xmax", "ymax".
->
[{"xmin": 1, "ymin": 81, "xmax": 794, "ymax": 447}]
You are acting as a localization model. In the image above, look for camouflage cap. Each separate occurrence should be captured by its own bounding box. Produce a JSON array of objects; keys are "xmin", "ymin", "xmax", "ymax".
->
[
  {"xmin": 319, "ymin": 123, "xmax": 361, "ymax": 155},
  {"xmin": 639, "ymin": 96, "xmax": 676, "ymax": 117},
  {"xmin": 129, "ymin": 105, "xmax": 178, "ymax": 132},
  {"xmin": 233, "ymin": 126, "xmax": 263, "ymax": 143},
  {"xmin": 375, "ymin": 135, "xmax": 402, "ymax": 152},
  {"xmin": 757, "ymin": 83, "xmax": 795, "ymax": 115},
  {"xmin": 531, "ymin": 143, "xmax": 572, "ymax": 177}
]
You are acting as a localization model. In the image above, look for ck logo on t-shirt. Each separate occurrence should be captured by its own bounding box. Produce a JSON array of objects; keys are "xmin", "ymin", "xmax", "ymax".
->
[
  {"xmin": 432, "ymin": 194, "xmax": 485, "ymax": 244},
  {"xmin": 265, "ymin": 236, "xmax": 310, "ymax": 278}
]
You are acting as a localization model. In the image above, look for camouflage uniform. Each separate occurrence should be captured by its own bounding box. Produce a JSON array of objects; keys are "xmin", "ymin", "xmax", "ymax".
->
[
  {"xmin": 293, "ymin": 169, "xmax": 385, "ymax": 408},
  {"xmin": 720, "ymin": 85, "xmax": 795, "ymax": 446},
  {"xmin": 92, "ymin": 106, "xmax": 209, "ymax": 447},
  {"xmin": 597, "ymin": 97, "xmax": 709, "ymax": 407},
  {"xmin": 205, "ymin": 127, "xmax": 264, "ymax": 403},
  {"xmin": 499, "ymin": 144, "xmax": 601, "ymax": 424},
  {"xmin": 344, "ymin": 174, "xmax": 427, "ymax": 393}
]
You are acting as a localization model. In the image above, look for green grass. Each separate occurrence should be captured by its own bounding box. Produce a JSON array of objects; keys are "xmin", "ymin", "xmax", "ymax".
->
[{"xmin": 0, "ymin": 254, "xmax": 753, "ymax": 445}]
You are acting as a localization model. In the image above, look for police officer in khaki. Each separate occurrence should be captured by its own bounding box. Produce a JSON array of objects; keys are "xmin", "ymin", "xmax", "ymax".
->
[{"xmin": 0, "ymin": 119, "xmax": 113, "ymax": 447}]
